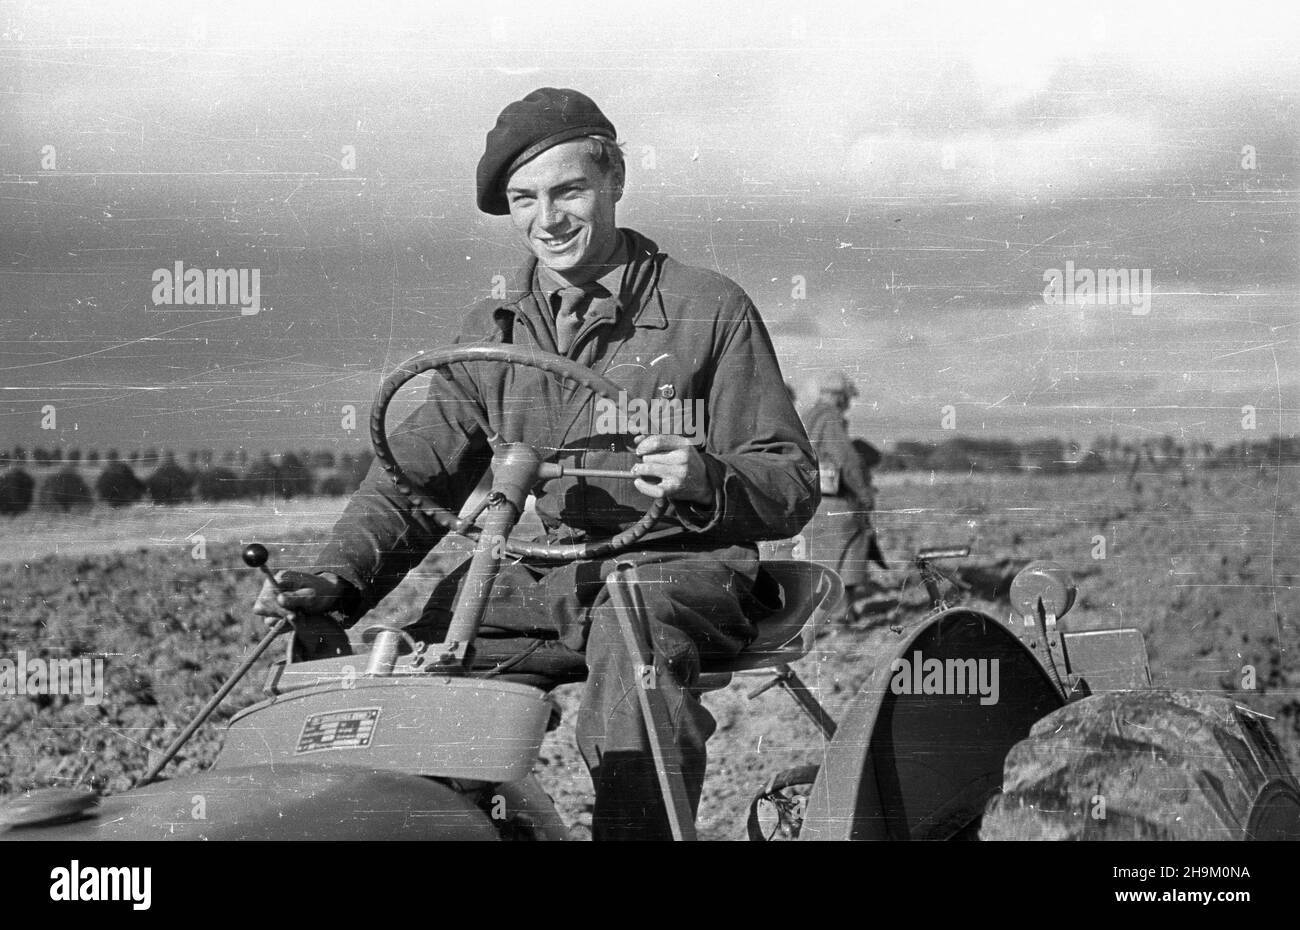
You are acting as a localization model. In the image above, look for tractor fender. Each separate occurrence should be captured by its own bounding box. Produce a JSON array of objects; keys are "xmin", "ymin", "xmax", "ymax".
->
[
  {"xmin": 801, "ymin": 608, "xmax": 1064, "ymax": 840},
  {"xmin": 1, "ymin": 763, "xmax": 501, "ymax": 841}
]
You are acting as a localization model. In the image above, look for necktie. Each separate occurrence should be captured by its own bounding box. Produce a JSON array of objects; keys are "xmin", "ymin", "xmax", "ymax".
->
[{"xmin": 552, "ymin": 287, "xmax": 586, "ymax": 354}]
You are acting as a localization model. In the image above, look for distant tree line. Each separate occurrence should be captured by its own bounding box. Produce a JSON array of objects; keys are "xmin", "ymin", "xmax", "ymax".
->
[
  {"xmin": 0, "ymin": 449, "xmax": 374, "ymax": 517},
  {"xmin": 0, "ymin": 446, "xmax": 346, "ymax": 470},
  {"xmin": 1, "ymin": 433, "xmax": 1295, "ymax": 517},
  {"xmin": 878, "ymin": 434, "xmax": 1300, "ymax": 473}
]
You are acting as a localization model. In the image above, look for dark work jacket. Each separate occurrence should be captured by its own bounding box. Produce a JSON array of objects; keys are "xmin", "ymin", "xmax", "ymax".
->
[{"xmin": 312, "ymin": 228, "xmax": 820, "ymax": 620}]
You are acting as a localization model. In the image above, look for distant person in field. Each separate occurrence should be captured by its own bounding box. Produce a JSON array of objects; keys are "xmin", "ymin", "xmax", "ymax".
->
[{"xmin": 801, "ymin": 372, "xmax": 885, "ymax": 619}]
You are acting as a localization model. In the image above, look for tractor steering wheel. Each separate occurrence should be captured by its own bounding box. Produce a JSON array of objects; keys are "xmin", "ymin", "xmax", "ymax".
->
[{"xmin": 369, "ymin": 344, "xmax": 670, "ymax": 562}]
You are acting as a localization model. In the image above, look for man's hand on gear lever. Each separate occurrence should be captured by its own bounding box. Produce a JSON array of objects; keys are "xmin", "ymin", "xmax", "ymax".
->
[{"xmin": 253, "ymin": 570, "xmax": 348, "ymax": 628}]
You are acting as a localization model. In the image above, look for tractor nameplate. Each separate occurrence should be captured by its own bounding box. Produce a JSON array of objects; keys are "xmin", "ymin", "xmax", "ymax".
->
[{"xmin": 295, "ymin": 707, "xmax": 381, "ymax": 754}]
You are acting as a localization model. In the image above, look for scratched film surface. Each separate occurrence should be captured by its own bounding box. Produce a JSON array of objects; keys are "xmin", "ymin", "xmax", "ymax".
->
[{"xmin": 0, "ymin": 1, "xmax": 1297, "ymax": 841}]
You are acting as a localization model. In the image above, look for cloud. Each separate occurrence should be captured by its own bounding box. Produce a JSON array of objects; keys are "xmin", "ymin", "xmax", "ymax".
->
[{"xmin": 3, "ymin": 0, "xmax": 1295, "ymax": 450}]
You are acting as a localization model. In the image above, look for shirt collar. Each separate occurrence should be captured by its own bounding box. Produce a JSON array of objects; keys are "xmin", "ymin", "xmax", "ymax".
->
[
  {"xmin": 496, "ymin": 228, "xmax": 668, "ymax": 332},
  {"xmin": 536, "ymin": 233, "xmax": 629, "ymax": 305}
]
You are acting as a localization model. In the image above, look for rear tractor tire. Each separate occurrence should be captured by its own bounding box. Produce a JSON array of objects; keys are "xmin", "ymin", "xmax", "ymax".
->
[{"xmin": 980, "ymin": 690, "xmax": 1300, "ymax": 840}]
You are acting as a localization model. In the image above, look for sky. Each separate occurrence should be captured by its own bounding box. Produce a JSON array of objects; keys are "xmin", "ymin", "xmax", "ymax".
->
[{"xmin": 1, "ymin": 0, "xmax": 1297, "ymax": 455}]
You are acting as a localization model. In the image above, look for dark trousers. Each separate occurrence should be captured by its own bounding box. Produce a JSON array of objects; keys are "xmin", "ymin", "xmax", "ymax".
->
[{"xmin": 411, "ymin": 547, "xmax": 758, "ymax": 840}]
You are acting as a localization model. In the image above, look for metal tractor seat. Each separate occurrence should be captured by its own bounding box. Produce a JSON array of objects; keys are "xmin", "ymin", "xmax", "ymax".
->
[{"xmin": 701, "ymin": 559, "xmax": 843, "ymax": 675}]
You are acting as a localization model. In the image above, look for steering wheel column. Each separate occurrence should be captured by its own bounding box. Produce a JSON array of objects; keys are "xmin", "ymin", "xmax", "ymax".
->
[{"xmin": 423, "ymin": 443, "xmax": 542, "ymax": 672}]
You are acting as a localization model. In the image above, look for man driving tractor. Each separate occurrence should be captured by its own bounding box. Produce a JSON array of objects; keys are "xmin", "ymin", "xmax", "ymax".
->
[{"xmin": 253, "ymin": 88, "xmax": 819, "ymax": 840}]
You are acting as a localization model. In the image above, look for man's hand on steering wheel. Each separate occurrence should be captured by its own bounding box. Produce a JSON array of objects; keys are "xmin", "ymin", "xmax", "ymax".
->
[{"xmin": 632, "ymin": 434, "xmax": 713, "ymax": 505}]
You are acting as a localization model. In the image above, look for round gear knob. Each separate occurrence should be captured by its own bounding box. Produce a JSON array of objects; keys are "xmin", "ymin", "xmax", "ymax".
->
[{"xmin": 242, "ymin": 543, "xmax": 269, "ymax": 568}]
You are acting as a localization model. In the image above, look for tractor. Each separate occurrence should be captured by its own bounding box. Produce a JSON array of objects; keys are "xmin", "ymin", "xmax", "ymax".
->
[{"xmin": 3, "ymin": 345, "xmax": 1298, "ymax": 841}]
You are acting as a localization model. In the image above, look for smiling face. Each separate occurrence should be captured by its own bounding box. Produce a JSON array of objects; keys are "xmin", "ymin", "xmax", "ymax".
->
[{"xmin": 505, "ymin": 138, "xmax": 624, "ymax": 282}]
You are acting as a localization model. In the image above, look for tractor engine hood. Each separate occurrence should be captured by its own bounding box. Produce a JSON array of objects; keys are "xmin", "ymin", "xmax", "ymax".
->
[{"xmin": 0, "ymin": 763, "xmax": 500, "ymax": 841}]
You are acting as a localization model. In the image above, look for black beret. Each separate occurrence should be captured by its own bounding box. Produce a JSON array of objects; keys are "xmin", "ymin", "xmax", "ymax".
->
[{"xmin": 476, "ymin": 87, "xmax": 617, "ymax": 215}]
